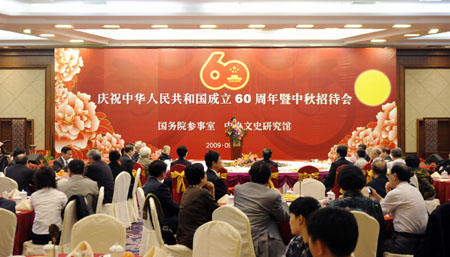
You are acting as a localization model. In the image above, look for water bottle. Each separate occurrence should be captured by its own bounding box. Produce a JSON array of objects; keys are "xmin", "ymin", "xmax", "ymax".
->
[{"xmin": 442, "ymin": 171, "xmax": 448, "ymax": 179}]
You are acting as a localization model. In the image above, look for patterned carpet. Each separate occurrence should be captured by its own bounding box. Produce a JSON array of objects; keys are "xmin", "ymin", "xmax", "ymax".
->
[{"xmin": 126, "ymin": 221, "xmax": 143, "ymax": 254}]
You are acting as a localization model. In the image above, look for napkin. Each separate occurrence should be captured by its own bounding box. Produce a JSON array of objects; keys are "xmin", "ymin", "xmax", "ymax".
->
[
  {"xmin": 8, "ymin": 188, "xmax": 20, "ymax": 198},
  {"xmin": 217, "ymin": 194, "xmax": 229, "ymax": 205},
  {"xmin": 67, "ymin": 241, "xmax": 94, "ymax": 257},
  {"xmin": 16, "ymin": 198, "xmax": 33, "ymax": 211},
  {"xmin": 431, "ymin": 172, "xmax": 441, "ymax": 179},
  {"xmin": 144, "ymin": 246, "xmax": 169, "ymax": 257}
]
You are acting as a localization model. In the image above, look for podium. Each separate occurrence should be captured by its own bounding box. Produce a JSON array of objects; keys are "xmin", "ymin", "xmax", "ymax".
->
[{"xmin": 230, "ymin": 138, "xmax": 244, "ymax": 160}]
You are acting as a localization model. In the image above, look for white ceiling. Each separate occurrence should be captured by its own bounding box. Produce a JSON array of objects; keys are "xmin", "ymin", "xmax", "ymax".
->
[{"xmin": 0, "ymin": 0, "xmax": 449, "ymax": 48}]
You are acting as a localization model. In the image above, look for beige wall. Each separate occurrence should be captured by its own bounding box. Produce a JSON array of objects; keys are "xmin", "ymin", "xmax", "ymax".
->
[
  {"xmin": 405, "ymin": 69, "xmax": 450, "ymax": 153},
  {"xmin": 0, "ymin": 69, "xmax": 46, "ymax": 149}
]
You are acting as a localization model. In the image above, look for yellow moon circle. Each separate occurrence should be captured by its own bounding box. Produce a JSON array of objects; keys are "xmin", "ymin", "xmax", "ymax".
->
[{"xmin": 354, "ymin": 70, "xmax": 391, "ymax": 106}]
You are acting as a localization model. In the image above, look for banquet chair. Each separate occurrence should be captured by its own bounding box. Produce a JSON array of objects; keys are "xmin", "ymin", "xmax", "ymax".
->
[
  {"xmin": 128, "ymin": 168, "xmax": 141, "ymax": 223},
  {"xmin": 424, "ymin": 198, "xmax": 440, "ymax": 214},
  {"xmin": 71, "ymin": 214, "xmax": 126, "ymax": 253},
  {"xmin": 96, "ymin": 186, "xmax": 105, "ymax": 213},
  {"xmin": 0, "ymin": 208, "xmax": 17, "ymax": 257},
  {"xmin": 0, "ymin": 171, "xmax": 5, "ymax": 177},
  {"xmin": 60, "ymin": 200, "xmax": 77, "ymax": 253},
  {"xmin": 218, "ymin": 167, "xmax": 229, "ymax": 188},
  {"xmin": 300, "ymin": 178, "xmax": 326, "ymax": 200},
  {"xmin": 409, "ymin": 174, "xmax": 419, "ymax": 189},
  {"xmin": 110, "ymin": 171, "xmax": 131, "ymax": 228},
  {"xmin": 134, "ymin": 162, "xmax": 147, "ymax": 186},
  {"xmin": 212, "ymin": 205, "xmax": 256, "ymax": 257},
  {"xmin": 140, "ymin": 194, "xmax": 192, "ymax": 257},
  {"xmin": 297, "ymin": 165, "xmax": 320, "ymax": 181},
  {"xmin": 331, "ymin": 164, "xmax": 350, "ymax": 198},
  {"xmin": 269, "ymin": 166, "xmax": 279, "ymax": 188},
  {"xmin": 145, "ymin": 246, "xmax": 170, "ymax": 257},
  {"xmin": 137, "ymin": 187, "xmax": 146, "ymax": 219},
  {"xmin": 193, "ymin": 221, "xmax": 241, "ymax": 257},
  {"xmin": 170, "ymin": 164, "xmax": 188, "ymax": 204},
  {"xmin": 0, "ymin": 176, "xmax": 18, "ymax": 193},
  {"xmin": 351, "ymin": 211, "xmax": 379, "ymax": 257}
]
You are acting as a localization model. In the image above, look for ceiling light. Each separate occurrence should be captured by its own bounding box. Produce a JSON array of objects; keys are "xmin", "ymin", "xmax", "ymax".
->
[
  {"xmin": 248, "ymin": 24, "xmax": 265, "ymax": 29},
  {"xmin": 152, "ymin": 25, "xmax": 169, "ymax": 29},
  {"xmin": 69, "ymin": 39, "xmax": 84, "ymax": 43},
  {"xmin": 296, "ymin": 24, "xmax": 314, "ymax": 28},
  {"xmin": 345, "ymin": 24, "xmax": 363, "ymax": 28},
  {"xmin": 23, "ymin": 29, "xmax": 31, "ymax": 34},
  {"xmin": 54, "ymin": 24, "xmax": 73, "ymax": 29},
  {"xmin": 404, "ymin": 34, "xmax": 420, "ymax": 37},
  {"xmin": 429, "ymin": 28, "xmax": 439, "ymax": 34},
  {"xmin": 371, "ymin": 39, "xmax": 386, "ymax": 43},
  {"xmin": 410, "ymin": 31, "xmax": 450, "ymax": 40},
  {"xmin": 393, "ymin": 24, "xmax": 411, "ymax": 28},
  {"xmin": 0, "ymin": 29, "xmax": 46, "ymax": 40},
  {"xmin": 200, "ymin": 24, "xmax": 217, "ymax": 29},
  {"xmin": 39, "ymin": 33, "xmax": 55, "ymax": 37},
  {"xmin": 273, "ymin": 44, "xmax": 286, "ymax": 47},
  {"xmin": 102, "ymin": 25, "xmax": 120, "ymax": 29}
]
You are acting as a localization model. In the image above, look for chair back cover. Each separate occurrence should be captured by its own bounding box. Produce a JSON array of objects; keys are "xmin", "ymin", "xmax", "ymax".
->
[
  {"xmin": 71, "ymin": 214, "xmax": 126, "ymax": 253},
  {"xmin": 128, "ymin": 168, "xmax": 141, "ymax": 223},
  {"xmin": 269, "ymin": 166, "xmax": 279, "ymax": 188},
  {"xmin": 297, "ymin": 165, "xmax": 320, "ymax": 181},
  {"xmin": 144, "ymin": 246, "xmax": 169, "ymax": 257},
  {"xmin": 60, "ymin": 200, "xmax": 77, "ymax": 253},
  {"xmin": 217, "ymin": 167, "xmax": 229, "ymax": 187},
  {"xmin": 410, "ymin": 174, "xmax": 419, "ymax": 189},
  {"xmin": 351, "ymin": 211, "xmax": 379, "ymax": 257},
  {"xmin": 137, "ymin": 187, "xmax": 146, "ymax": 215},
  {"xmin": 96, "ymin": 186, "xmax": 104, "ymax": 214},
  {"xmin": 0, "ymin": 176, "xmax": 18, "ymax": 192},
  {"xmin": 425, "ymin": 199, "xmax": 440, "ymax": 214},
  {"xmin": 332, "ymin": 164, "xmax": 350, "ymax": 197},
  {"xmin": 193, "ymin": 220, "xmax": 241, "ymax": 257},
  {"xmin": 0, "ymin": 208, "xmax": 17, "ymax": 257},
  {"xmin": 170, "ymin": 164, "xmax": 187, "ymax": 204},
  {"xmin": 134, "ymin": 162, "xmax": 147, "ymax": 185},
  {"xmin": 213, "ymin": 205, "xmax": 256, "ymax": 257},
  {"xmin": 301, "ymin": 178, "xmax": 326, "ymax": 200},
  {"xmin": 140, "ymin": 195, "xmax": 165, "ymax": 256},
  {"xmin": 112, "ymin": 171, "xmax": 131, "ymax": 227}
]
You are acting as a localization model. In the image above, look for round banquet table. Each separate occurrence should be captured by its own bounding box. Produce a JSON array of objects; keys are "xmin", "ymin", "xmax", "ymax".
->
[
  {"xmin": 433, "ymin": 178, "xmax": 450, "ymax": 204},
  {"xmin": 14, "ymin": 210, "xmax": 35, "ymax": 255}
]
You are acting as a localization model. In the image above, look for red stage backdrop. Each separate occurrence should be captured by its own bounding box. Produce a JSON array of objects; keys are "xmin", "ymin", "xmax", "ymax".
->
[{"xmin": 54, "ymin": 48, "xmax": 397, "ymax": 160}]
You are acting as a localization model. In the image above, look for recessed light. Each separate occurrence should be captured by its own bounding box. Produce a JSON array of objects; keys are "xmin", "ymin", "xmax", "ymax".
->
[
  {"xmin": 69, "ymin": 39, "xmax": 84, "ymax": 43},
  {"xmin": 200, "ymin": 25, "xmax": 217, "ymax": 29},
  {"xmin": 102, "ymin": 25, "xmax": 120, "ymax": 29},
  {"xmin": 429, "ymin": 28, "xmax": 439, "ymax": 34},
  {"xmin": 371, "ymin": 39, "xmax": 386, "ymax": 43},
  {"xmin": 393, "ymin": 24, "xmax": 411, "ymax": 28},
  {"xmin": 152, "ymin": 25, "xmax": 169, "ymax": 29},
  {"xmin": 404, "ymin": 34, "xmax": 420, "ymax": 37},
  {"xmin": 248, "ymin": 24, "xmax": 265, "ymax": 29},
  {"xmin": 23, "ymin": 29, "xmax": 31, "ymax": 34},
  {"xmin": 54, "ymin": 24, "xmax": 73, "ymax": 29},
  {"xmin": 273, "ymin": 44, "xmax": 286, "ymax": 47},
  {"xmin": 296, "ymin": 24, "xmax": 314, "ymax": 28},
  {"xmin": 345, "ymin": 24, "xmax": 363, "ymax": 28},
  {"xmin": 39, "ymin": 33, "xmax": 55, "ymax": 37}
]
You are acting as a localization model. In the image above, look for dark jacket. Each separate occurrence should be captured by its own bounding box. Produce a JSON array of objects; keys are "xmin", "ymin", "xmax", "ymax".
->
[
  {"xmin": 322, "ymin": 157, "xmax": 352, "ymax": 192},
  {"xmin": 367, "ymin": 175, "xmax": 389, "ymax": 198},
  {"xmin": 63, "ymin": 195, "xmax": 91, "ymax": 220},
  {"xmin": 119, "ymin": 154, "xmax": 133, "ymax": 167},
  {"xmin": 263, "ymin": 159, "xmax": 279, "ymax": 169},
  {"xmin": 206, "ymin": 169, "xmax": 229, "ymax": 200},
  {"xmin": 108, "ymin": 161, "xmax": 123, "ymax": 179},
  {"xmin": 85, "ymin": 161, "xmax": 115, "ymax": 204},
  {"xmin": 170, "ymin": 158, "xmax": 191, "ymax": 168},
  {"xmin": 53, "ymin": 156, "xmax": 68, "ymax": 172},
  {"xmin": 159, "ymin": 153, "xmax": 172, "ymax": 161},
  {"xmin": 0, "ymin": 197, "xmax": 16, "ymax": 214},
  {"xmin": 436, "ymin": 159, "xmax": 450, "ymax": 174},
  {"xmin": 5, "ymin": 164, "xmax": 34, "ymax": 194}
]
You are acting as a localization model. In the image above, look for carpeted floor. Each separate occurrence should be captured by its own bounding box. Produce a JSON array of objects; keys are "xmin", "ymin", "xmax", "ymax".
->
[{"xmin": 126, "ymin": 221, "xmax": 143, "ymax": 254}]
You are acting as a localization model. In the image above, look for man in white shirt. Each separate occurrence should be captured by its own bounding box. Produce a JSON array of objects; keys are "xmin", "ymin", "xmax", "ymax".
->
[
  {"xmin": 387, "ymin": 148, "xmax": 406, "ymax": 170},
  {"xmin": 369, "ymin": 164, "xmax": 428, "ymax": 255}
]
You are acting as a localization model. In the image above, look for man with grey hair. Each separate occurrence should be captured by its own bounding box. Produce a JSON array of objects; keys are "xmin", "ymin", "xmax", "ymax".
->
[
  {"xmin": 138, "ymin": 146, "xmax": 152, "ymax": 173},
  {"xmin": 387, "ymin": 148, "xmax": 406, "ymax": 170},
  {"xmin": 85, "ymin": 148, "xmax": 115, "ymax": 204},
  {"xmin": 159, "ymin": 145, "xmax": 172, "ymax": 162}
]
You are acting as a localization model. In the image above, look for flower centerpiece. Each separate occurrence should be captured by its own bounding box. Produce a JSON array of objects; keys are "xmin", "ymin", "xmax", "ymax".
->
[
  {"xmin": 225, "ymin": 122, "xmax": 247, "ymax": 147},
  {"xmin": 420, "ymin": 158, "xmax": 437, "ymax": 173},
  {"xmin": 224, "ymin": 152, "xmax": 258, "ymax": 167}
]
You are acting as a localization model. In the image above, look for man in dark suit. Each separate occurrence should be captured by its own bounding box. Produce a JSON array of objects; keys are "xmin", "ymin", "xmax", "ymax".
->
[
  {"xmin": 84, "ymin": 149, "xmax": 115, "ymax": 204},
  {"xmin": 159, "ymin": 145, "xmax": 172, "ymax": 162},
  {"xmin": 204, "ymin": 150, "xmax": 228, "ymax": 200},
  {"xmin": 5, "ymin": 154, "xmax": 34, "ymax": 194},
  {"xmin": 171, "ymin": 145, "xmax": 191, "ymax": 167},
  {"xmin": 381, "ymin": 147, "xmax": 393, "ymax": 162},
  {"xmin": 0, "ymin": 196, "xmax": 16, "ymax": 214},
  {"xmin": 7, "ymin": 148, "xmax": 26, "ymax": 167},
  {"xmin": 262, "ymin": 148, "xmax": 278, "ymax": 168},
  {"xmin": 368, "ymin": 160, "xmax": 389, "ymax": 198},
  {"xmin": 53, "ymin": 146, "xmax": 72, "ymax": 172},
  {"xmin": 142, "ymin": 160, "xmax": 179, "ymax": 233},
  {"xmin": 119, "ymin": 144, "xmax": 135, "ymax": 167},
  {"xmin": 322, "ymin": 144, "xmax": 352, "ymax": 192},
  {"xmin": 436, "ymin": 153, "xmax": 450, "ymax": 174}
]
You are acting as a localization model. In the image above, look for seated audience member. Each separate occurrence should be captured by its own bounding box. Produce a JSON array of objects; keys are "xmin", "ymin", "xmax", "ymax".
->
[
  {"xmin": 405, "ymin": 155, "xmax": 435, "ymax": 200},
  {"xmin": 322, "ymin": 145, "xmax": 352, "ymax": 192},
  {"xmin": 329, "ymin": 165, "xmax": 384, "ymax": 257},
  {"xmin": 354, "ymin": 147, "xmax": 368, "ymax": 169},
  {"xmin": 171, "ymin": 145, "xmax": 192, "ymax": 167},
  {"xmin": 358, "ymin": 143, "xmax": 370, "ymax": 161},
  {"xmin": 307, "ymin": 207, "xmax": 358, "ymax": 257},
  {"xmin": 57, "ymin": 159, "xmax": 98, "ymax": 213},
  {"xmin": 0, "ymin": 196, "xmax": 16, "ymax": 214},
  {"xmin": 120, "ymin": 144, "xmax": 136, "ymax": 167},
  {"xmin": 381, "ymin": 147, "xmax": 392, "ymax": 162},
  {"xmin": 204, "ymin": 150, "xmax": 228, "ymax": 200},
  {"xmin": 122, "ymin": 157, "xmax": 136, "ymax": 199},
  {"xmin": 7, "ymin": 148, "xmax": 26, "ymax": 167},
  {"xmin": 159, "ymin": 145, "xmax": 172, "ymax": 161},
  {"xmin": 0, "ymin": 141, "xmax": 10, "ymax": 172},
  {"xmin": 367, "ymin": 160, "xmax": 389, "ymax": 198},
  {"xmin": 370, "ymin": 164, "xmax": 428, "ymax": 255},
  {"xmin": 387, "ymin": 148, "xmax": 405, "ymax": 170},
  {"xmin": 53, "ymin": 146, "xmax": 72, "ymax": 172},
  {"xmin": 132, "ymin": 141, "xmax": 144, "ymax": 162},
  {"xmin": 142, "ymin": 160, "xmax": 179, "ymax": 233},
  {"xmin": 108, "ymin": 150, "xmax": 122, "ymax": 179},
  {"xmin": 262, "ymin": 148, "xmax": 279, "ymax": 168},
  {"xmin": 85, "ymin": 149, "xmax": 115, "ymax": 204},
  {"xmin": 436, "ymin": 153, "xmax": 450, "ymax": 174},
  {"xmin": 362, "ymin": 147, "xmax": 381, "ymax": 171},
  {"xmin": 5, "ymin": 154, "xmax": 34, "ymax": 194},
  {"xmin": 138, "ymin": 146, "xmax": 152, "ymax": 173},
  {"xmin": 30, "ymin": 167, "xmax": 67, "ymax": 244},
  {"xmin": 235, "ymin": 161, "xmax": 290, "ymax": 257},
  {"xmin": 284, "ymin": 197, "xmax": 321, "ymax": 257},
  {"xmin": 177, "ymin": 163, "xmax": 218, "ymax": 249}
]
